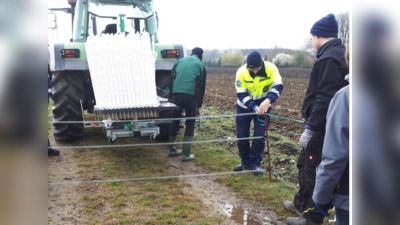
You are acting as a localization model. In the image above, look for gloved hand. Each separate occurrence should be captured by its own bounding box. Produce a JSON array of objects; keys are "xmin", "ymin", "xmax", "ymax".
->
[
  {"xmin": 314, "ymin": 202, "xmax": 333, "ymax": 217},
  {"xmin": 299, "ymin": 129, "xmax": 313, "ymax": 149}
]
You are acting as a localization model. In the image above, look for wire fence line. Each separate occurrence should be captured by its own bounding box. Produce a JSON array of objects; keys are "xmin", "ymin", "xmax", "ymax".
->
[
  {"xmin": 47, "ymin": 112, "xmax": 304, "ymax": 124},
  {"xmin": 48, "ymin": 170, "xmax": 257, "ymax": 185},
  {"xmin": 48, "ymin": 166, "xmax": 298, "ymax": 186},
  {"xmin": 52, "ymin": 136, "xmax": 263, "ymax": 149},
  {"xmin": 48, "ymin": 111, "xmax": 302, "ymax": 185},
  {"xmin": 51, "ymin": 136, "xmax": 301, "ymax": 151},
  {"xmin": 48, "ymin": 136, "xmax": 301, "ymax": 185}
]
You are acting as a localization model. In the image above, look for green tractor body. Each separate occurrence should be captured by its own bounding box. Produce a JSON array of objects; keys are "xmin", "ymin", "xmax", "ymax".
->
[{"xmin": 48, "ymin": 0, "xmax": 185, "ymax": 142}]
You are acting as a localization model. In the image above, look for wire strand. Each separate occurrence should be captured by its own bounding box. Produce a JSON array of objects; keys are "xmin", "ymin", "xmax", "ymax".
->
[
  {"xmin": 48, "ymin": 112, "xmax": 302, "ymax": 185},
  {"xmin": 47, "ymin": 112, "xmax": 304, "ymax": 124},
  {"xmin": 48, "ymin": 166, "xmax": 299, "ymax": 186},
  {"xmin": 48, "ymin": 170, "xmax": 257, "ymax": 185},
  {"xmin": 52, "ymin": 136, "xmax": 263, "ymax": 149}
]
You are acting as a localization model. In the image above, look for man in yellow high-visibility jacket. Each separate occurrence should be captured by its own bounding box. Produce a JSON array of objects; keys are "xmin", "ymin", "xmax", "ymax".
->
[{"xmin": 234, "ymin": 51, "xmax": 283, "ymax": 176}]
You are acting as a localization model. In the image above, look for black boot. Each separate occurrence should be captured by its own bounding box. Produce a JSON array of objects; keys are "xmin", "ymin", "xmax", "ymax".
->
[{"xmin": 48, "ymin": 148, "xmax": 60, "ymax": 156}]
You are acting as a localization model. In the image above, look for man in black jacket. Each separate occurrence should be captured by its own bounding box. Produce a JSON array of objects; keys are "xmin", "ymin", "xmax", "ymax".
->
[{"xmin": 284, "ymin": 14, "xmax": 349, "ymax": 225}]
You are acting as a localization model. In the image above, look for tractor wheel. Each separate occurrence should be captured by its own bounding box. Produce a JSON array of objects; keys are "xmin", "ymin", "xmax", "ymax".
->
[{"xmin": 51, "ymin": 70, "xmax": 85, "ymax": 142}]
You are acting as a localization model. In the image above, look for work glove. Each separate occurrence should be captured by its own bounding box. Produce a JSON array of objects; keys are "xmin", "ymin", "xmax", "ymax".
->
[
  {"xmin": 314, "ymin": 202, "xmax": 333, "ymax": 217},
  {"xmin": 299, "ymin": 129, "xmax": 313, "ymax": 149}
]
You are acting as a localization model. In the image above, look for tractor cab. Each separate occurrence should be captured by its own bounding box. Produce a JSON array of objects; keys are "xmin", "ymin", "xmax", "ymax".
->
[
  {"xmin": 72, "ymin": 0, "xmax": 159, "ymax": 45},
  {"xmin": 48, "ymin": 0, "xmax": 185, "ymax": 143}
]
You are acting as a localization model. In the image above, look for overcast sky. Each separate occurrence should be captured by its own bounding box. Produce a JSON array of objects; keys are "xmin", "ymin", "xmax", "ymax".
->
[{"xmin": 48, "ymin": 0, "xmax": 349, "ymax": 50}]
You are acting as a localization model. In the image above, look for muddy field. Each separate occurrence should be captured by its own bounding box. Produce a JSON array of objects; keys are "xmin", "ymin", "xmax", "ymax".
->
[
  {"xmin": 48, "ymin": 67, "xmax": 312, "ymax": 225},
  {"xmin": 203, "ymin": 67, "xmax": 310, "ymax": 142}
]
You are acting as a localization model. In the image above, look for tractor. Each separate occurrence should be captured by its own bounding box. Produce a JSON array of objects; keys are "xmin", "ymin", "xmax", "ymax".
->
[{"xmin": 48, "ymin": 0, "xmax": 185, "ymax": 142}]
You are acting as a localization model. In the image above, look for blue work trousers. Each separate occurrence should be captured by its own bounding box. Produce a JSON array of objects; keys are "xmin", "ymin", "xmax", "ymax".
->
[{"xmin": 236, "ymin": 104, "xmax": 270, "ymax": 168}]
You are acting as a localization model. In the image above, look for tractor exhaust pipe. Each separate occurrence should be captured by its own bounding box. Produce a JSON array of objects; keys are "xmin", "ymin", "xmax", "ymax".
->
[
  {"xmin": 67, "ymin": 0, "xmax": 77, "ymax": 38},
  {"xmin": 67, "ymin": 0, "xmax": 77, "ymax": 7}
]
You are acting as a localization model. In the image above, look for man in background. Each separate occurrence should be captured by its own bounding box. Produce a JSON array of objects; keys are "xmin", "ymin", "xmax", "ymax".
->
[
  {"xmin": 311, "ymin": 46, "xmax": 350, "ymax": 225},
  {"xmin": 284, "ymin": 13, "xmax": 349, "ymax": 225}
]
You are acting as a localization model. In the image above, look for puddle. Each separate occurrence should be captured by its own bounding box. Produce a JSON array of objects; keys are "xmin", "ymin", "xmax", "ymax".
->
[{"xmin": 222, "ymin": 203, "xmax": 273, "ymax": 225}]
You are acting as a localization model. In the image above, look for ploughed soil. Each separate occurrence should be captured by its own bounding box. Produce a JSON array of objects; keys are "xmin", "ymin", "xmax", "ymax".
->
[{"xmin": 204, "ymin": 67, "xmax": 310, "ymax": 142}]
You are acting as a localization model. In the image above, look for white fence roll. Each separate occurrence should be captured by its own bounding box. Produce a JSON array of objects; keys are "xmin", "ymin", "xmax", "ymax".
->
[{"xmin": 85, "ymin": 32, "xmax": 159, "ymax": 110}]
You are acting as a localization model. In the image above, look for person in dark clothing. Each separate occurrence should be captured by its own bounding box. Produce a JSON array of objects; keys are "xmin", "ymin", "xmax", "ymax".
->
[
  {"xmin": 48, "ymin": 64, "xmax": 60, "ymax": 156},
  {"xmin": 284, "ymin": 14, "xmax": 349, "ymax": 225},
  {"xmin": 168, "ymin": 47, "xmax": 207, "ymax": 162},
  {"xmin": 312, "ymin": 46, "xmax": 350, "ymax": 225}
]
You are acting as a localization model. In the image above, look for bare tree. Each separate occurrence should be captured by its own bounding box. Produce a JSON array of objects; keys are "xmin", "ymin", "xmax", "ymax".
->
[
  {"xmin": 336, "ymin": 11, "xmax": 350, "ymax": 47},
  {"xmin": 301, "ymin": 37, "xmax": 316, "ymax": 57}
]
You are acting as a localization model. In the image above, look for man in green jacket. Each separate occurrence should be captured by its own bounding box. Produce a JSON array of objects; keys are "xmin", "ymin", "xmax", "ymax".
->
[{"xmin": 168, "ymin": 47, "xmax": 207, "ymax": 162}]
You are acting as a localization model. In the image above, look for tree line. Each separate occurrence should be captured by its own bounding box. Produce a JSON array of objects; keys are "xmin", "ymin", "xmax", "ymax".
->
[
  {"xmin": 188, "ymin": 48, "xmax": 315, "ymax": 68},
  {"xmin": 188, "ymin": 11, "xmax": 349, "ymax": 69}
]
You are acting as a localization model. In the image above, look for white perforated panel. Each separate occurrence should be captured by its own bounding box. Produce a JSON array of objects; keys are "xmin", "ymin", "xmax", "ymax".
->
[{"xmin": 85, "ymin": 32, "xmax": 159, "ymax": 110}]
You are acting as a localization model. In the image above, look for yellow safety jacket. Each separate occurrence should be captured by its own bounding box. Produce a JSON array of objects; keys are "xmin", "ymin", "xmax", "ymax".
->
[{"xmin": 235, "ymin": 61, "xmax": 283, "ymax": 110}]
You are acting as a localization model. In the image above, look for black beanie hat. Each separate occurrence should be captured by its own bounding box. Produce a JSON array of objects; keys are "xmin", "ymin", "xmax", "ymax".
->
[
  {"xmin": 191, "ymin": 47, "xmax": 204, "ymax": 60},
  {"xmin": 310, "ymin": 14, "xmax": 338, "ymax": 38},
  {"xmin": 246, "ymin": 51, "xmax": 262, "ymax": 68}
]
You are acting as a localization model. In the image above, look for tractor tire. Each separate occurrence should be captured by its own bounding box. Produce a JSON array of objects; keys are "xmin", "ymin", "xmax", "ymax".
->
[{"xmin": 51, "ymin": 71, "xmax": 85, "ymax": 142}]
